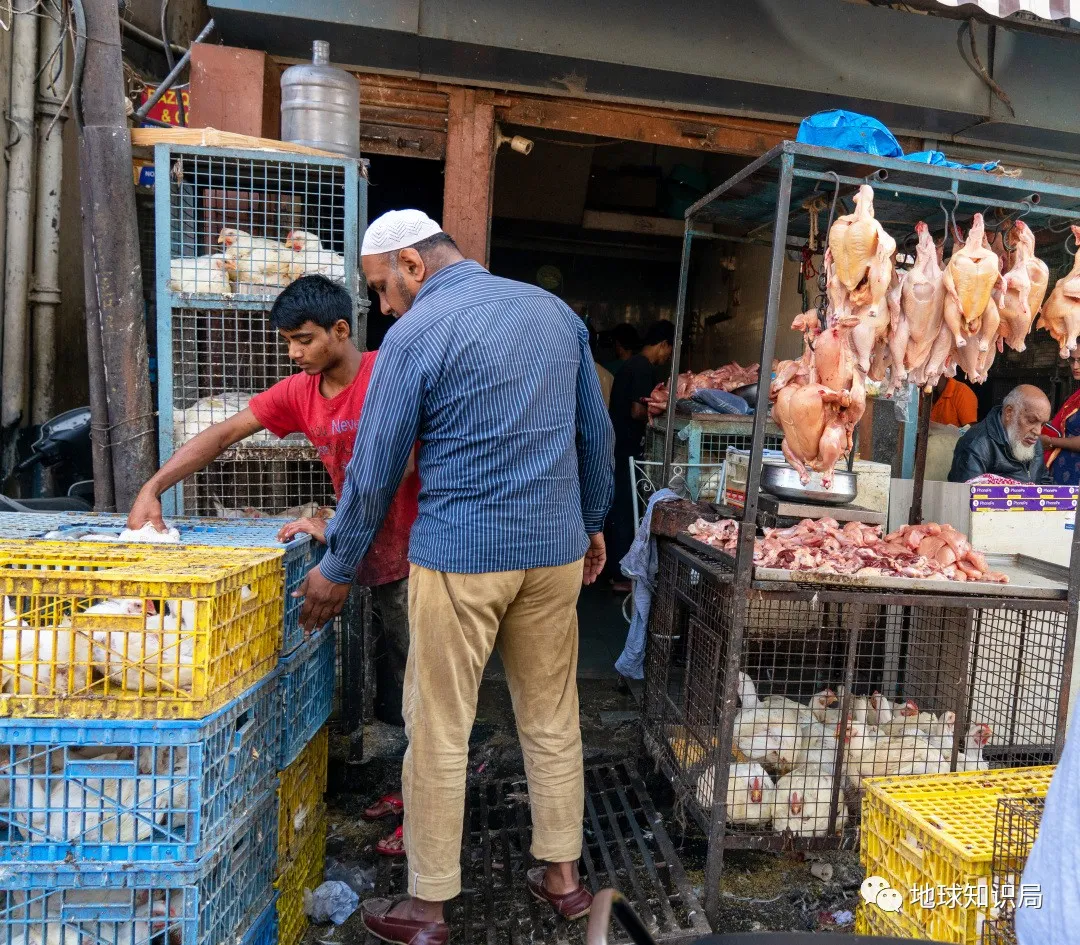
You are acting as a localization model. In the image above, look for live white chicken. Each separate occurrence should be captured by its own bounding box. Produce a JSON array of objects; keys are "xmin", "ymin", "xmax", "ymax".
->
[
  {"xmin": 770, "ymin": 767, "xmax": 847, "ymax": 837},
  {"xmin": 695, "ymin": 761, "xmax": 775, "ymax": 825},
  {"xmin": 168, "ymin": 254, "xmax": 232, "ymax": 295},
  {"xmin": 217, "ymin": 227, "xmax": 297, "ymax": 288}
]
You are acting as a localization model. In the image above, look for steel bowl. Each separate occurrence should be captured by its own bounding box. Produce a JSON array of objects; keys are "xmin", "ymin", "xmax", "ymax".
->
[
  {"xmin": 730, "ymin": 383, "xmax": 759, "ymax": 407},
  {"xmin": 759, "ymin": 462, "xmax": 858, "ymax": 505}
]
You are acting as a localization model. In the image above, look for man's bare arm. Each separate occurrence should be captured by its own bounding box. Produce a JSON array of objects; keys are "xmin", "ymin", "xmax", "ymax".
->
[{"xmin": 128, "ymin": 409, "xmax": 265, "ymax": 528}]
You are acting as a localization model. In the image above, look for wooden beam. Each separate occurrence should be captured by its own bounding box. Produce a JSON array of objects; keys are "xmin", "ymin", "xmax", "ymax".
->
[
  {"xmin": 493, "ymin": 92, "xmax": 795, "ymax": 157},
  {"xmin": 581, "ymin": 209, "xmax": 712, "ymax": 238},
  {"xmin": 442, "ymin": 87, "xmax": 495, "ymax": 265}
]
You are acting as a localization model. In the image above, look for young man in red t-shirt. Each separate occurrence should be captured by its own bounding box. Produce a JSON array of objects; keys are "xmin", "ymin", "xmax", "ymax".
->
[{"xmin": 128, "ymin": 275, "xmax": 415, "ymax": 853}]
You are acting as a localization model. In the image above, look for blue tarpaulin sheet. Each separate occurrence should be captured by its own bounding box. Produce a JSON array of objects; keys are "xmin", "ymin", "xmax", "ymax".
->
[{"xmin": 797, "ymin": 110, "xmax": 999, "ymax": 171}]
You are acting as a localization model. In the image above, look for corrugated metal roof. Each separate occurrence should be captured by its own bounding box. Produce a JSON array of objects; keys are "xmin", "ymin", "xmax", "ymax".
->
[{"xmin": 931, "ymin": 0, "xmax": 1080, "ymax": 20}]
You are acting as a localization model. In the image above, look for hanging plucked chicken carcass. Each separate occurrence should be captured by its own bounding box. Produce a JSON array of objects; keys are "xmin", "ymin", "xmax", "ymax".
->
[
  {"xmin": 942, "ymin": 214, "xmax": 1004, "ymax": 383},
  {"xmin": 827, "ymin": 184, "xmax": 896, "ymax": 310},
  {"xmin": 1037, "ymin": 224, "xmax": 1080, "ymax": 358},
  {"xmin": 896, "ymin": 222, "xmax": 951, "ymax": 390},
  {"xmin": 997, "ymin": 220, "xmax": 1049, "ymax": 354}
]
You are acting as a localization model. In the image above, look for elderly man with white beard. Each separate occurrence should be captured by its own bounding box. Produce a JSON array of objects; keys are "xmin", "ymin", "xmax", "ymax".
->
[{"xmin": 948, "ymin": 384, "xmax": 1051, "ymax": 483}]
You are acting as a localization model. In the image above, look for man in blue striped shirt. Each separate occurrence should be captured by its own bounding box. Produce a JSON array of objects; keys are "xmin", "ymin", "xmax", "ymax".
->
[{"xmin": 297, "ymin": 210, "xmax": 615, "ymax": 944}]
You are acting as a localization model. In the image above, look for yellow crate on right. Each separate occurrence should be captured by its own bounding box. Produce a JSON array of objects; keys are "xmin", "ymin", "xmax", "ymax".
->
[
  {"xmin": 0, "ymin": 541, "xmax": 283, "ymax": 719},
  {"xmin": 860, "ymin": 765, "xmax": 1054, "ymax": 944},
  {"xmin": 278, "ymin": 725, "xmax": 328, "ymax": 864},
  {"xmin": 276, "ymin": 804, "xmax": 327, "ymax": 945}
]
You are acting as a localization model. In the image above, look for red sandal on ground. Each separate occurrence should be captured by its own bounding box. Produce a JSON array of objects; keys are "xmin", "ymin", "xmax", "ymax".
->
[
  {"xmin": 363, "ymin": 794, "xmax": 404, "ymax": 821},
  {"xmin": 376, "ymin": 824, "xmax": 406, "ymax": 857}
]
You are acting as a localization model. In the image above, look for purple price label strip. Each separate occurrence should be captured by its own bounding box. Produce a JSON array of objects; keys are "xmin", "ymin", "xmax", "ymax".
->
[
  {"xmin": 970, "ymin": 485, "xmax": 1078, "ymax": 501},
  {"xmin": 971, "ymin": 497, "xmax": 1078, "ymax": 512}
]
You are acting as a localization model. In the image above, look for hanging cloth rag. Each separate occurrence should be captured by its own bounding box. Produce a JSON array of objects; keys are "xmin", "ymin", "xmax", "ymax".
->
[{"xmin": 614, "ymin": 488, "xmax": 680, "ymax": 680}]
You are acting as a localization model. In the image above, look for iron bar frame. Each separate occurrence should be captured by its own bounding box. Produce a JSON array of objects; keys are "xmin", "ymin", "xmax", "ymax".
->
[{"xmin": 658, "ymin": 141, "xmax": 1080, "ymax": 928}]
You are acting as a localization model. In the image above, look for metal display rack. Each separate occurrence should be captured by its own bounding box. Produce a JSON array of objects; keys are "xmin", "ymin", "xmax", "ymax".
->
[
  {"xmin": 645, "ymin": 141, "xmax": 1080, "ymax": 927},
  {"xmin": 153, "ymin": 143, "xmax": 367, "ymax": 515}
]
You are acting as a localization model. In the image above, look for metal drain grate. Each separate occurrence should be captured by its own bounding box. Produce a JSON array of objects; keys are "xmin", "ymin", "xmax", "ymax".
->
[{"xmin": 366, "ymin": 762, "xmax": 708, "ymax": 945}]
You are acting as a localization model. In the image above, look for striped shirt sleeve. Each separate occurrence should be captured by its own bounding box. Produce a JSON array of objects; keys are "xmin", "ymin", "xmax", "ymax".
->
[
  {"xmin": 575, "ymin": 321, "xmax": 616, "ymax": 533},
  {"xmin": 319, "ymin": 341, "xmax": 423, "ymax": 585}
]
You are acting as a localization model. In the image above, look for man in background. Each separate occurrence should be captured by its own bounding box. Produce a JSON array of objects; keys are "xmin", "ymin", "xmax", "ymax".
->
[
  {"xmin": 930, "ymin": 374, "xmax": 979, "ymax": 428},
  {"xmin": 948, "ymin": 384, "xmax": 1050, "ymax": 483},
  {"xmin": 602, "ymin": 322, "xmax": 641, "ymax": 377},
  {"xmin": 603, "ymin": 320, "xmax": 674, "ymax": 592}
]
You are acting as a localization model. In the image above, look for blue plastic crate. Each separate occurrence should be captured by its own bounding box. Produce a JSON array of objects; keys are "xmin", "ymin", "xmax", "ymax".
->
[
  {"xmin": 242, "ymin": 895, "xmax": 279, "ymax": 945},
  {"xmin": 0, "ymin": 670, "xmax": 280, "ymax": 865},
  {"xmin": 278, "ymin": 631, "xmax": 334, "ymax": 769},
  {"xmin": 0, "ymin": 793, "xmax": 277, "ymax": 945},
  {"xmin": 1, "ymin": 513, "xmax": 326, "ymax": 656}
]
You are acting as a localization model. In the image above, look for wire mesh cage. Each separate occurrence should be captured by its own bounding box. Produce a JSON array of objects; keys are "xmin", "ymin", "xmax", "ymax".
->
[
  {"xmin": 152, "ymin": 144, "xmax": 366, "ymax": 516},
  {"xmin": 644, "ymin": 417, "xmax": 784, "ymax": 465},
  {"xmin": 985, "ymin": 795, "xmax": 1047, "ymax": 945},
  {"xmin": 643, "ymin": 541, "xmax": 1068, "ymax": 854},
  {"xmin": 177, "ymin": 450, "xmax": 336, "ymax": 518},
  {"xmin": 156, "ymin": 146, "xmax": 359, "ymax": 300},
  {"xmin": 167, "ymin": 308, "xmax": 310, "ymax": 451}
]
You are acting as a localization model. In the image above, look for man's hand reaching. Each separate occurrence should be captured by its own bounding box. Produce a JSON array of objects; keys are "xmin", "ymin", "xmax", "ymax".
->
[
  {"xmin": 277, "ymin": 516, "xmax": 327, "ymax": 544},
  {"xmin": 296, "ymin": 565, "xmax": 351, "ymax": 635},
  {"xmin": 127, "ymin": 490, "xmax": 167, "ymax": 533},
  {"xmin": 582, "ymin": 532, "xmax": 606, "ymax": 586}
]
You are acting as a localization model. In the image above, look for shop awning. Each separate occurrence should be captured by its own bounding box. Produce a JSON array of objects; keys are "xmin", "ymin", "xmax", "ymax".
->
[{"xmin": 930, "ymin": 0, "xmax": 1080, "ymax": 20}]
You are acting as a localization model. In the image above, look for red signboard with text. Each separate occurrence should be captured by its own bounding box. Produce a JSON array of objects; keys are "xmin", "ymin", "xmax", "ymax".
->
[{"xmin": 139, "ymin": 85, "xmax": 189, "ymax": 126}]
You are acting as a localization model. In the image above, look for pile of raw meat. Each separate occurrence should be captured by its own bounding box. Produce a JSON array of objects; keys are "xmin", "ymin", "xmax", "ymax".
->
[
  {"xmin": 645, "ymin": 363, "xmax": 759, "ymax": 416},
  {"xmin": 686, "ymin": 516, "xmax": 1008, "ymax": 583},
  {"xmin": 771, "ymin": 184, "xmax": 1058, "ymax": 488}
]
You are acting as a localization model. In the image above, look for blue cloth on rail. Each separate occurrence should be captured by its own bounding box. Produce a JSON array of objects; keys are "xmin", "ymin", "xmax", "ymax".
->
[
  {"xmin": 320, "ymin": 260, "xmax": 615, "ymax": 582},
  {"xmin": 614, "ymin": 488, "xmax": 679, "ymax": 680}
]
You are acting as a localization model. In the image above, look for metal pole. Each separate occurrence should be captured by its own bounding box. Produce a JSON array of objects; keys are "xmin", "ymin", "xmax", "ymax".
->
[
  {"xmin": 703, "ymin": 150, "xmax": 795, "ymax": 928},
  {"xmin": 79, "ymin": 146, "xmax": 115, "ymax": 512},
  {"xmin": 133, "ymin": 19, "xmax": 215, "ymax": 122},
  {"xmin": 30, "ymin": 7, "xmax": 68, "ymax": 426},
  {"xmin": 908, "ymin": 390, "xmax": 933, "ymax": 526},
  {"xmin": 78, "ymin": 0, "xmax": 157, "ymax": 510},
  {"xmin": 661, "ymin": 227, "xmax": 693, "ymax": 485}
]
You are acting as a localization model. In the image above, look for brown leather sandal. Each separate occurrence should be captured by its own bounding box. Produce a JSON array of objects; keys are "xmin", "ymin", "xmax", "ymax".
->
[
  {"xmin": 526, "ymin": 866, "xmax": 593, "ymax": 920},
  {"xmin": 361, "ymin": 897, "xmax": 448, "ymax": 945}
]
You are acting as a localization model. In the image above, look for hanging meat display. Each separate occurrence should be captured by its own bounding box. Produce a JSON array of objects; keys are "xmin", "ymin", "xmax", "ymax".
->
[{"xmin": 770, "ymin": 187, "xmax": 1055, "ymax": 485}]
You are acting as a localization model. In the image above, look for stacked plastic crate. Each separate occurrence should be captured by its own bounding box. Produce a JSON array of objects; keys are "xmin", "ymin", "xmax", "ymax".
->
[
  {"xmin": 0, "ymin": 539, "xmax": 287, "ymax": 945},
  {"xmin": 0, "ymin": 513, "xmax": 345, "ymax": 945}
]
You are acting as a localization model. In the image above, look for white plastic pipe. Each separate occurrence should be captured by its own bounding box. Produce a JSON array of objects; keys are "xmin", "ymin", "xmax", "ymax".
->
[
  {"xmin": 2, "ymin": 0, "xmax": 40, "ymax": 429},
  {"xmin": 30, "ymin": 8, "xmax": 67, "ymax": 425}
]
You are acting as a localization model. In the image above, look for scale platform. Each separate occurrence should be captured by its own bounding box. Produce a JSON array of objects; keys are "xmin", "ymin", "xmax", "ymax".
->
[{"xmin": 750, "ymin": 494, "xmax": 887, "ymax": 528}]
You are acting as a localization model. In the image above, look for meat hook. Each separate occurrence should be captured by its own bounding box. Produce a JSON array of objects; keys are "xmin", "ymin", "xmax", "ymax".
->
[
  {"xmin": 815, "ymin": 171, "xmax": 844, "ymax": 322},
  {"xmin": 939, "ymin": 200, "xmax": 957, "ymax": 258}
]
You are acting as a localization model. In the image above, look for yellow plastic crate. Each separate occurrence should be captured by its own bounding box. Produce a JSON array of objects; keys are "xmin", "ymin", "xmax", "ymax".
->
[
  {"xmin": 276, "ymin": 804, "xmax": 327, "ymax": 945},
  {"xmin": 0, "ymin": 540, "xmax": 283, "ymax": 719},
  {"xmin": 855, "ymin": 902, "xmax": 931, "ymax": 939},
  {"xmin": 278, "ymin": 725, "xmax": 329, "ymax": 864},
  {"xmin": 860, "ymin": 766, "xmax": 1054, "ymax": 944}
]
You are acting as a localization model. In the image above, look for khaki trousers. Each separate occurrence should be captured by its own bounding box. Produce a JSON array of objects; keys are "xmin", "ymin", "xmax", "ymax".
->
[{"xmin": 401, "ymin": 558, "xmax": 586, "ymax": 901}]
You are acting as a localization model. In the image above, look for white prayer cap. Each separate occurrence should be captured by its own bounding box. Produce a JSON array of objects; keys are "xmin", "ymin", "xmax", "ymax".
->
[{"xmin": 361, "ymin": 209, "xmax": 444, "ymax": 256}]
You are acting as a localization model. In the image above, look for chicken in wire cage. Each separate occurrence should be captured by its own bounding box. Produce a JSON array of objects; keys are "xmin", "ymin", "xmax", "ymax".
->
[
  {"xmin": 644, "ymin": 542, "xmax": 1067, "ymax": 854},
  {"xmin": 161, "ymin": 149, "xmax": 358, "ymax": 299}
]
